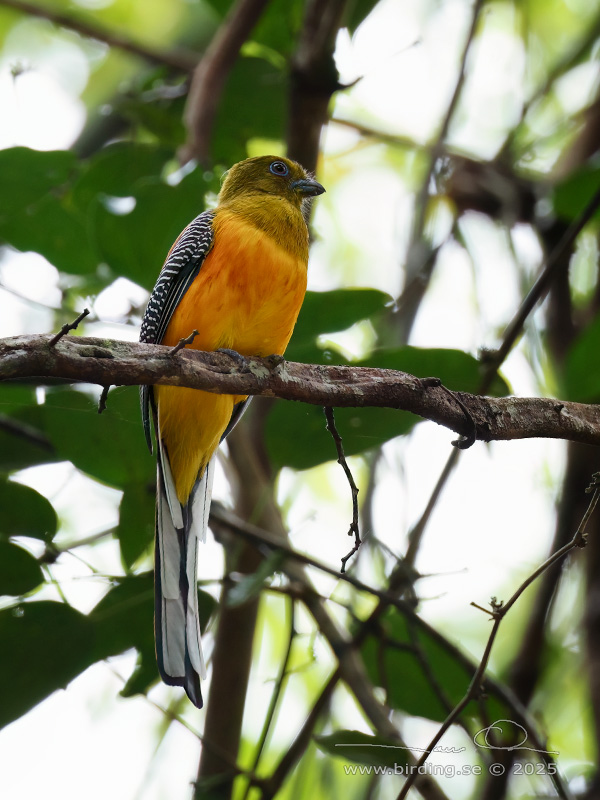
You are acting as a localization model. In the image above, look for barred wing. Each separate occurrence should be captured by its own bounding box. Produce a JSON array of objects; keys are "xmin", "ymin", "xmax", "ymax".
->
[{"xmin": 139, "ymin": 210, "xmax": 215, "ymax": 451}]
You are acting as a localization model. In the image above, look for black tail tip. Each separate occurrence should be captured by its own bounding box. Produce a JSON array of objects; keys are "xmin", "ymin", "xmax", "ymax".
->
[{"xmin": 185, "ymin": 674, "xmax": 203, "ymax": 709}]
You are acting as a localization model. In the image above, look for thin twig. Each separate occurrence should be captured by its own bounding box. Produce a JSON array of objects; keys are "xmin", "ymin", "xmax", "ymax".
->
[
  {"xmin": 48, "ymin": 308, "xmax": 90, "ymax": 347},
  {"xmin": 0, "ymin": 0, "xmax": 198, "ymax": 72},
  {"xmin": 324, "ymin": 407, "xmax": 361, "ymax": 572},
  {"xmin": 331, "ymin": 117, "xmax": 430, "ymax": 153},
  {"xmin": 396, "ymin": 474, "xmax": 600, "ymax": 800},
  {"xmin": 97, "ymin": 385, "xmax": 110, "ymax": 414},
  {"xmin": 212, "ymin": 502, "xmax": 539, "ymax": 713},
  {"xmin": 40, "ymin": 526, "xmax": 117, "ymax": 562},
  {"xmin": 483, "ymin": 184, "xmax": 600, "ymax": 385},
  {"xmin": 169, "ymin": 329, "xmax": 199, "ymax": 356}
]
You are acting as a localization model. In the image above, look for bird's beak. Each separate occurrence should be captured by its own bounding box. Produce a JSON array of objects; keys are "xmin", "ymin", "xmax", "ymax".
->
[{"xmin": 291, "ymin": 178, "xmax": 326, "ymax": 197}]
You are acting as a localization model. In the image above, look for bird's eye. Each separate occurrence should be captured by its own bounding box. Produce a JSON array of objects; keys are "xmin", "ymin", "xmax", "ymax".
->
[{"xmin": 269, "ymin": 160, "xmax": 289, "ymax": 177}]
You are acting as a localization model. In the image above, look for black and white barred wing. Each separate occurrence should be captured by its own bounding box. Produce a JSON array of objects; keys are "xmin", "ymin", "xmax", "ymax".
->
[{"xmin": 139, "ymin": 210, "xmax": 215, "ymax": 451}]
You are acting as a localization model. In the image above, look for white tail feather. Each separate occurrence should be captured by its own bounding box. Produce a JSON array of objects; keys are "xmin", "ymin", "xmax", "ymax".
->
[
  {"xmin": 191, "ymin": 458, "xmax": 215, "ymax": 543},
  {"xmin": 158, "ymin": 437, "xmax": 183, "ymax": 529},
  {"xmin": 155, "ymin": 448, "xmax": 214, "ymax": 706}
]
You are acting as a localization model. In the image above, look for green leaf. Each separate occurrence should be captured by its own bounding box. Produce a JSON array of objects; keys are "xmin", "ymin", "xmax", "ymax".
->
[
  {"xmin": 357, "ymin": 346, "xmax": 510, "ymax": 396},
  {"xmin": 40, "ymin": 387, "xmax": 154, "ymax": 489},
  {"xmin": 89, "ymin": 572, "xmax": 216, "ymax": 696},
  {"xmin": 0, "ymin": 193, "xmax": 97, "ymax": 275},
  {"xmin": 250, "ymin": 0, "xmax": 304, "ymax": 57},
  {"xmin": 315, "ymin": 730, "xmax": 411, "ymax": 769},
  {"xmin": 361, "ymin": 612, "xmax": 466, "ymax": 721},
  {"xmin": 266, "ymin": 402, "xmax": 415, "ymax": 472},
  {"xmin": 286, "ymin": 289, "xmax": 391, "ymax": 363},
  {"xmin": 0, "ymin": 387, "xmax": 152, "ymax": 489},
  {"xmin": 358, "ymin": 608, "xmax": 513, "ymax": 725},
  {"xmin": 72, "ymin": 142, "xmax": 171, "ymax": 211},
  {"xmin": 0, "ymin": 601, "xmax": 95, "ymax": 729},
  {"xmin": 212, "ymin": 56, "xmax": 287, "ymax": 164},
  {"xmin": 88, "ymin": 572, "xmax": 156, "ymax": 660},
  {"xmin": 0, "ymin": 480, "xmax": 57, "ymax": 541},
  {"xmin": 0, "ymin": 384, "xmax": 37, "ymax": 415},
  {"xmin": 0, "ymin": 405, "xmax": 56, "ymax": 473},
  {"xmin": 118, "ymin": 95, "xmax": 187, "ymax": 147},
  {"xmin": 0, "ymin": 542, "xmax": 43, "ymax": 596},
  {"xmin": 266, "ymin": 345, "xmax": 509, "ymax": 471},
  {"xmin": 120, "ymin": 649, "xmax": 158, "ymax": 699},
  {"xmin": 563, "ymin": 313, "xmax": 600, "ymax": 401},
  {"xmin": 552, "ymin": 162, "xmax": 600, "ymax": 222},
  {"xmin": 116, "ymin": 481, "xmax": 155, "ymax": 568},
  {"xmin": 0, "ymin": 147, "xmax": 75, "ymax": 216},
  {"xmin": 89, "ymin": 169, "xmax": 212, "ymax": 289}
]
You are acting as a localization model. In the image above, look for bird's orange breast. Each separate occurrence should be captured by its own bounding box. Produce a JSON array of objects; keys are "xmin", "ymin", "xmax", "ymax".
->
[{"xmin": 156, "ymin": 208, "xmax": 308, "ymax": 503}]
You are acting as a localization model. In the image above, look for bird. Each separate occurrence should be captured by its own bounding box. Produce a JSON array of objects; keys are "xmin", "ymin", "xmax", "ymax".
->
[{"xmin": 139, "ymin": 155, "xmax": 325, "ymax": 707}]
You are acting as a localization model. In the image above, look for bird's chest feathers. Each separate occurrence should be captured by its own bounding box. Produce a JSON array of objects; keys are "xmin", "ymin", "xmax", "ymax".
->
[{"xmin": 165, "ymin": 209, "xmax": 308, "ymax": 357}]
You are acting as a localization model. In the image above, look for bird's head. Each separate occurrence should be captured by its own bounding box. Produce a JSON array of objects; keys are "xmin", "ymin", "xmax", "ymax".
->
[{"xmin": 219, "ymin": 156, "xmax": 325, "ymax": 209}]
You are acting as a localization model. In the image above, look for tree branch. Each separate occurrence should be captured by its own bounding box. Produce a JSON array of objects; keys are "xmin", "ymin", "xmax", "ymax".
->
[
  {"xmin": 3, "ymin": 334, "xmax": 600, "ymax": 447},
  {"xmin": 287, "ymin": 0, "xmax": 347, "ymax": 173}
]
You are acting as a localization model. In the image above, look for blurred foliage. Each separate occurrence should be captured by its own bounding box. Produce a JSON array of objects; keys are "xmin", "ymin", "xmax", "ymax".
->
[{"xmin": 1, "ymin": 0, "xmax": 600, "ymax": 798}]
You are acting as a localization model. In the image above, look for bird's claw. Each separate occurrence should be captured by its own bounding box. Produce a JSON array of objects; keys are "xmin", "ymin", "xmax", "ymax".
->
[{"xmin": 216, "ymin": 348, "xmax": 249, "ymax": 370}]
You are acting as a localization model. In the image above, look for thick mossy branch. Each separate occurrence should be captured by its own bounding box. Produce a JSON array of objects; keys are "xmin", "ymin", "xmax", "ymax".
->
[{"xmin": 2, "ymin": 333, "xmax": 600, "ymax": 447}]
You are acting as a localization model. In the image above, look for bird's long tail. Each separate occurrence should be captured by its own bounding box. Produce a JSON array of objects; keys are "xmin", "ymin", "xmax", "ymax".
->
[{"xmin": 155, "ymin": 439, "xmax": 214, "ymax": 708}]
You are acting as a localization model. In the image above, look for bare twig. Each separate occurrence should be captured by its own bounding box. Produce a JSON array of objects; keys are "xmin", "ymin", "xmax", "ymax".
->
[
  {"xmin": 210, "ymin": 503, "xmax": 401, "ymax": 610},
  {"xmin": 169, "ymin": 329, "xmax": 199, "ymax": 356},
  {"xmin": 97, "ymin": 385, "xmax": 110, "ymax": 414},
  {"xmin": 324, "ymin": 407, "xmax": 361, "ymax": 572},
  {"xmin": 212, "ymin": 503, "xmax": 544, "ymax": 712},
  {"xmin": 0, "ymin": 0, "xmax": 198, "ymax": 71},
  {"xmin": 39, "ymin": 526, "xmax": 116, "ymax": 563},
  {"xmin": 181, "ymin": 0, "xmax": 270, "ymax": 163},
  {"xmin": 483, "ymin": 183, "xmax": 600, "ymax": 385},
  {"xmin": 330, "ymin": 116, "xmax": 429, "ymax": 153},
  {"xmin": 48, "ymin": 308, "xmax": 90, "ymax": 347},
  {"xmin": 395, "ymin": 474, "xmax": 600, "ymax": 800}
]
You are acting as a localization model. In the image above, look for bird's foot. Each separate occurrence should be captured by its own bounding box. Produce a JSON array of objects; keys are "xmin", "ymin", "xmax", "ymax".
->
[{"xmin": 216, "ymin": 348, "xmax": 249, "ymax": 370}]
